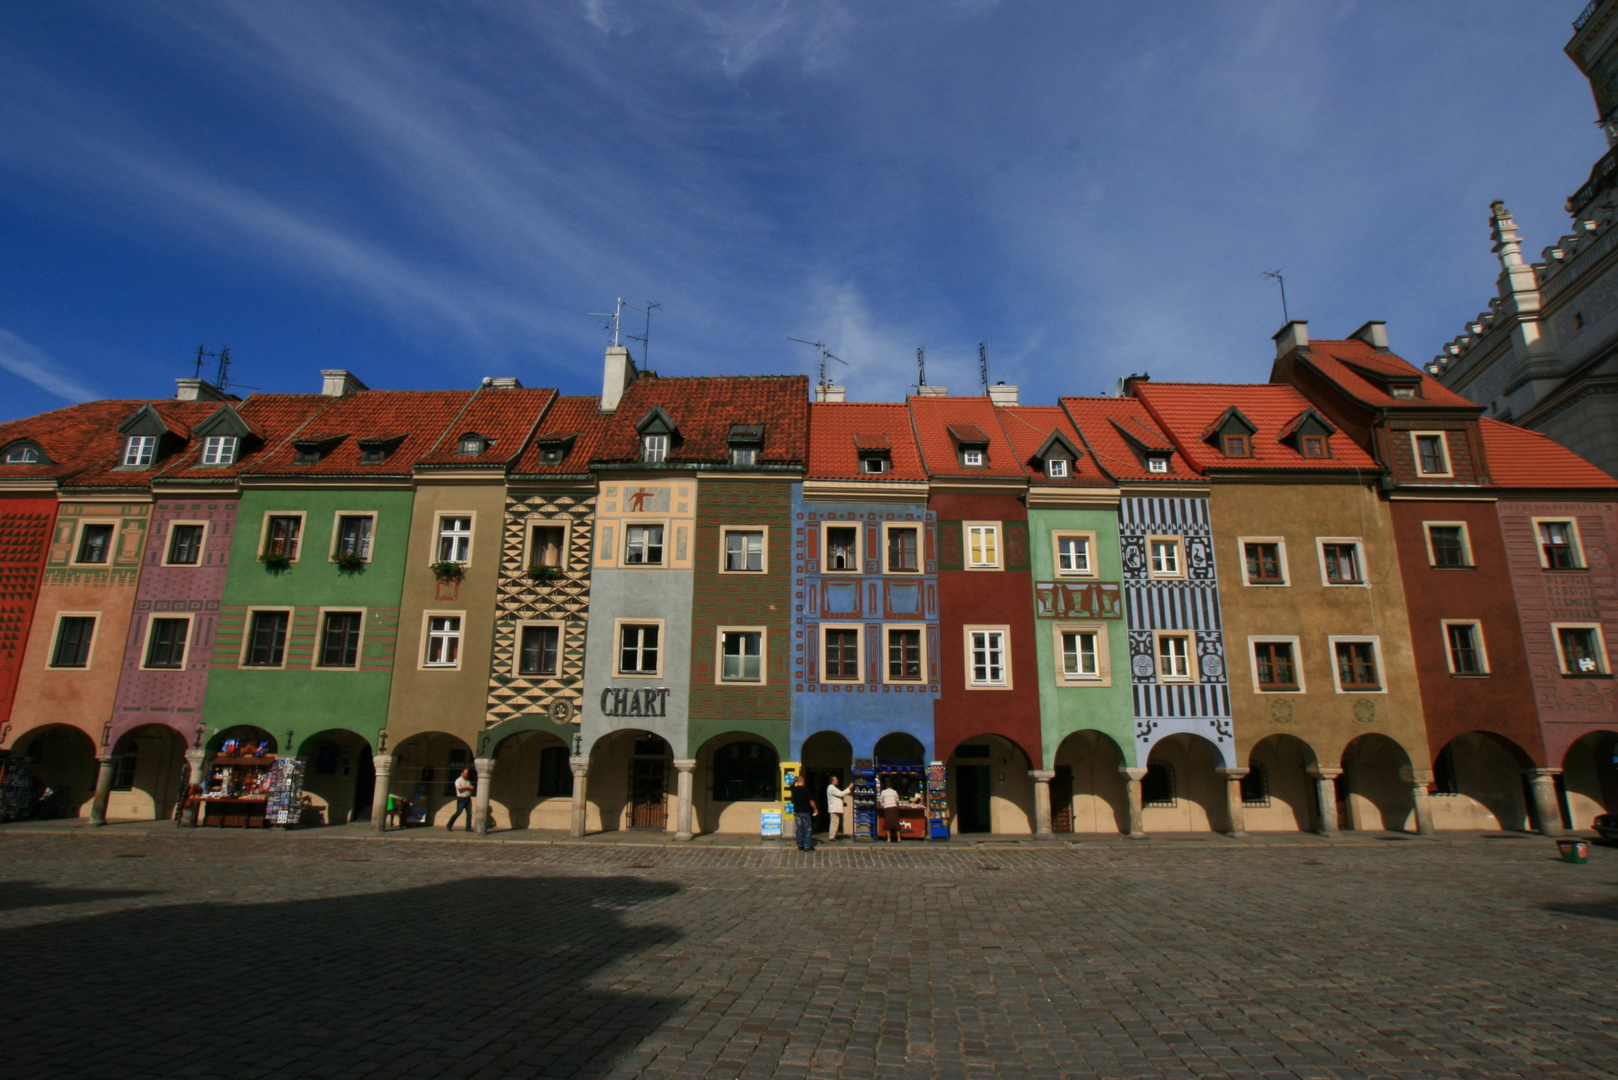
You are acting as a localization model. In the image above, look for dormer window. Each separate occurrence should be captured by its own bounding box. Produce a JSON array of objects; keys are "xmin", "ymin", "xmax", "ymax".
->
[
  {"xmin": 540, "ymin": 447, "xmax": 564, "ymax": 465},
  {"xmin": 294, "ymin": 448, "xmax": 322, "ymax": 465},
  {"xmin": 1045, "ymin": 458, "xmax": 1068, "ymax": 478},
  {"xmin": 726, "ymin": 423, "xmax": 763, "ymax": 468},
  {"xmin": 361, "ymin": 449, "xmax": 385, "ymax": 465},
  {"xmin": 730, "ymin": 446, "xmax": 756, "ymax": 466},
  {"xmin": 356, "ymin": 433, "xmax": 405, "ymax": 466},
  {"xmin": 456, "ymin": 434, "xmax": 486, "ymax": 456},
  {"xmin": 1147, "ymin": 455, "xmax": 1169, "ymax": 474},
  {"xmin": 1391, "ymin": 386, "xmax": 1416, "ymax": 400},
  {"xmin": 1301, "ymin": 435, "xmax": 1327, "ymax": 458},
  {"xmin": 1222, "ymin": 433, "xmax": 1250, "ymax": 457},
  {"xmin": 201, "ymin": 436, "xmax": 237, "ymax": 466},
  {"xmin": 4, "ymin": 443, "xmax": 42, "ymax": 464},
  {"xmin": 123, "ymin": 436, "xmax": 157, "ymax": 467},
  {"xmin": 947, "ymin": 424, "xmax": 991, "ymax": 469},
  {"xmin": 642, "ymin": 434, "xmax": 668, "ymax": 463},
  {"xmin": 861, "ymin": 454, "xmax": 890, "ymax": 474},
  {"xmin": 962, "ymin": 449, "xmax": 984, "ymax": 467}
]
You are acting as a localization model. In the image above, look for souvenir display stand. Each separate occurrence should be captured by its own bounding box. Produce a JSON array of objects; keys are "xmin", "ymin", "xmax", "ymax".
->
[
  {"xmin": 851, "ymin": 764, "xmax": 877, "ymax": 841},
  {"xmin": 873, "ymin": 759, "xmax": 929, "ymax": 842},
  {"xmin": 198, "ymin": 751, "xmax": 276, "ymax": 828},
  {"xmin": 0, "ymin": 754, "xmax": 32, "ymax": 821},
  {"xmin": 264, "ymin": 757, "xmax": 308, "ymax": 827},
  {"xmin": 926, "ymin": 762, "xmax": 950, "ymax": 840}
]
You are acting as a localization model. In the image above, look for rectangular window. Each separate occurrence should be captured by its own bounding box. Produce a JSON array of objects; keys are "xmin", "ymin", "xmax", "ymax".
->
[
  {"xmin": 625, "ymin": 524, "xmax": 665, "ymax": 565},
  {"xmin": 1148, "ymin": 537, "xmax": 1181, "ymax": 578},
  {"xmin": 723, "ymin": 528, "xmax": 764, "ymax": 572},
  {"xmin": 537, "ymin": 745, "xmax": 574, "ymax": 797},
  {"xmin": 1061, "ymin": 630, "xmax": 1098, "ymax": 678},
  {"xmin": 729, "ymin": 446, "xmax": 756, "ymax": 466},
  {"xmin": 518, "ymin": 624, "xmax": 560, "ymax": 676},
  {"xmin": 1444, "ymin": 621, "xmax": 1486, "ymax": 675},
  {"xmin": 887, "ymin": 627, "xmax": 922, "ymax": 681},
  {"xmin": 50, "ymin": 616, "xmax": 95, "ymax": 668},
  {"xmin": 335, "ymin": 515, "xmax": 373, "ymax": 560},
  {"xmin": 641, "ymin": 434, "xmax": 667, "ymax": 463},
  {"xmin": 123, "ymin": 435, "xmax": 156, "ymax": 467},
  {"xmin": 1334, "ymin": 641, "xmax": 1381, "ymax": 691},
  {"xmin": 1054, "ymin": 532, "xmax": 1092, "ymax": 577},
  {"xmin": 823, "ymin": 627, "xmax": 860, "ymax": 681},
  {"xmin": 1554, "ymin": 624, "xmax": 1609, "ymax": 675},
  {"xmin": 200, "ymin": 435, "xmax": 237, "ymax": 465},
  {"xmin": 1321, "ymin": 541, "xmax": 1363, "ymax": 585},
  {"xmin": 1157, "ymin": 633, "xmax": 1194, "ymax": 683},
  {"xmin": 618, "ymin": 623, "xmax": 661, "ymax": 675},
  {"xmin": 166, "ymin": 524, "xmax": 205, "ymax": 565},
  {"xmin": 529, "ymin": 524, "xmax": 566, "ymax": 569},
  {"xmin": 1045, "ymin": 458, "xmax": 1068, "ymax": 478},
  {"xmin": 886, "ymin": 526, "xmax": 919, "ymax": 573},
  {"xmin": 436, "ymin": 516, "xmax": 472, "ymax": 564},
  {"xmin": 76, "ymin": 523, "xmax": 114, "ymax": 564},
  {"xmin": 144, "ymin": 617, "xmax": 189, "ymax": 669},
  {"xmin": 967, "ymin": 628, "xmax": 1008, "ymax": 687},
  {"xmin": 1253, "ymin": 641, "xmax": 1298, "ymax": 691},
  {"xmin": 1147, "ymin": 457, "xmax": 1169, "ymax": 473},
  {"xmin": 244, "ymin": 611, "xmax": 289, "ymax": 667},
  {"xmin": 967, "ymin": 524, "xmax": 1000, "ymax": 569},
  {"xmin": 720, "ymin": 630, "xmax": 763, "ymax": 682},
  {"xmin": 263, "ymin": 515, "xmax": 302, "ymax": 560},
  {"xmin": 1243, "ymin": 541, "xmax": 1284, "ymax": 585},
  {"xmin": 1537, "ymin": 520, "xmax": 1582, "ymax": 569},
  {"xmin": 1300, "ymin": 435, "xmax": 1327, "ymax": 458},
  {"xmin": 1427, "ymin": 524, "xmax": 1469, "ymax": 567},
  {"xmin": 961, "ymin": 448, "xmax": 984, "ymax": 467},
  {"xmin": 1222, "ymin": 433, "xmax": 1249, "ymax": 457},
  {"xmin": 825, "ymin": 525, "xmax": 858, "ymax": 572},
  {"xmin": 861, "ymin": 455, "xmax": 889, "ymax": 474},
  {"xmin": 318, "ymin": 611, "xmax": 362, "ymax": 668},
  {"xmin": 424, "ymin": 616, "xmax": 462, "ymax": 667},
  {"xmin": 1413, "ymin": 433, "xmax": 1450, "ymax": 476}
]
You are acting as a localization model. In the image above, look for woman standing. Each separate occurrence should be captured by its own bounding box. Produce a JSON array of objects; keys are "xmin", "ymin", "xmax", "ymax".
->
[{"xmin": 879, "ymin": 777, "xmax": 901, "ymax": 843}]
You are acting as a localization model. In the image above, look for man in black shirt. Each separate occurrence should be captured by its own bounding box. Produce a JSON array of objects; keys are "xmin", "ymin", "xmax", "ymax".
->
[{"xmin": 789, "ymin": 773, "xmax": 818, "ymax": 851}]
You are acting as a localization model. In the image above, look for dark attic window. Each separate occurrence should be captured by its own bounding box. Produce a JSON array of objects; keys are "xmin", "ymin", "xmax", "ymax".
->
[
  {"xmin": 4, "ymin": 443, "xmax": 43, "ymax": 464},
  {"xmin": 457, "ymin": 434, "xmax": 487, "ymax": 456},
  {"xmin": 860, "ymin": 453, "xmax": 890, "ymax": 474}
]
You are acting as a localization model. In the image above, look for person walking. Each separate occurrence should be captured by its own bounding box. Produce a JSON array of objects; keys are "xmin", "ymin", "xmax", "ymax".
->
[
  {"xmin": 447, "ymin": 768, "xmax": 475, "ymax": 832},
  {"xmin": 880, "ymin": 777, "xmax": 902, "ymax": 843},
  {"xmin": 790, "ymin": 772, "xmax": 818, "ymax": 851},
  {"xmin": 825, "ymin": 775, "xmax": 851, "ymax": 841}
]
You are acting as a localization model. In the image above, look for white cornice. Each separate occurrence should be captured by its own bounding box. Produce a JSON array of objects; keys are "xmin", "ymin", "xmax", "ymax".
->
[
  {"xmin": 1025, "ymin": 487, "xmax": 1121, "ymax": 508},
  {"xmin": 238, "ymin": 475, "xmax": 414, "ymax": 490},
  {"xmin": 802, "ymin": 479, "xmax": 929, "ymax": 503},
  {"xmin": 0, "ymin": 479, "xmax": 60, "ymax": 493},
  {"xmin": 60, "ymin": 492, "xmax": 154, "ymax": 505}
]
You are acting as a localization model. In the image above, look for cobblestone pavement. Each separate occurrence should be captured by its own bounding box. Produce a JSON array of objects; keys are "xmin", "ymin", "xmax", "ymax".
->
[{"xmin": 0, "ymin": 830, "xmax": 1615, "ymax": 1080}]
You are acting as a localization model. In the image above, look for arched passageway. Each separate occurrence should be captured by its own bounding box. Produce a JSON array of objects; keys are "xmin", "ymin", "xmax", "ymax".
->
[
  {"xmin": 588, "ymin": 730, "xmax": 671, "ymax": 833},
  {"xmin": 801, "ymin": 731, "xmax": 853, "ymax": 835},
  {"xmin": 5, "ymin": 724, "xmax": 98, "ymax": 819},
  {"xmin": 108, "ymin": 725, "xmax": 189, "ymax": 821},
  {"xmin": 695, "ymin": 733, "xmax": 780, "ymax": 835},
  {"xmin": 946, "ymin": 733, "xmax": 1034, "ymax": 835},
  {"xmin": 297, "ymin": 729, "xmax": 375, "ymax": 826},
  {"xmin": 1051, "ymin": 730, "xmax": 1127, "ymax": 834},
  {"xmin": 1562, "ymin": 731, "xmax": 1618, "ymax": 830},
  {"xmin": 1428, "ymin": 732, "xmax": 1534, "ymax": 832},
  {"xmin": 489, "ymin": 729, "xmax": 574, "ymax": 831},
  {"xmin": 1142, "ymin": 733, "xmax": 1226, "ymax": 833},
  {"xmin": 389, "ymin": 731, "xmax": 474, "ymax": 828},
  {"xmin": 1245, "ymin": 734, "xmax": 1319, "ymax": 833},
  {"xmin": 1340, "ymin": 733, "xmax": 1418, "ymax": 832}
]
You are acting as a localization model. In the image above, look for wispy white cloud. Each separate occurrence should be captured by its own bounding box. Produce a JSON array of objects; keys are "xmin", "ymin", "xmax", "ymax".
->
[{"xmin": 0, "ymin": 328, "xmax": 98, "ymax": 403}]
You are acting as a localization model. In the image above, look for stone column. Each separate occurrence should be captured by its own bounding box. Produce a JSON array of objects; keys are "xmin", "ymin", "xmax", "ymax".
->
[
  {"xmin": 1217, "ymin": 767, "xmax": 1249, "ymax": 837},
  {"xmin": 1527, "ymin": 768, "xmax": 1565, "ymax": 837},
  {"xmin": 1408, "ymin": 768, "xmax": 1436, "ymax": 837},
  {"xmin": 673, "ymin": 759, "xmax": 697, "ymax": 841},
  {"xmin": 1119, "ymin": 766, "xmax": 1147, "ymax": 839},
  {"xmin": 88, "ymin": 754, "xmax": 117, "ymax": 826},
  {"xmin": 1307, "ymin": 765, "xmax": 1342, "ymax": 837},
  {"xmin": 179, "ymin": 748, "xmax": 208, "ymax": 827},
  {"xmin": 472, "ymin": 756, "xmax": 496, "ymax": 837},
  {"xmin": 1029, "ymin": 770, "xmax": 1055, "ymax": 839},
  {"xmin": 369, "ymin": 755, "xmax": 394, "ymax": 832},
  {"xmin": 569, "ymin": 756, "xmax": 590, "ymax": 838}
]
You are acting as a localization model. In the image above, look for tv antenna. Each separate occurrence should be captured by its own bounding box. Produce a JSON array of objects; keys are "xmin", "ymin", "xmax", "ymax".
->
[
  {"xmin": 1262, "ymin": 269, "xmax": 1289, "ymax": 323},
  {"xmin": 978, "ymin": 342, "xmax": 989, "ymax": 393},
  {"xmin": 624, "ymin": 300, "xmax": 662, "ymax": 369},
  {"xmin": 788, "ymin": 337, "xmax": 848, "ymax": 390},
  {"xmin": 916, "ymin": 347, "xmax": 927, "ymax": 388},
  {"xmin": 588, "ymin": 298, "xmax": 628, "ymax": 348}
]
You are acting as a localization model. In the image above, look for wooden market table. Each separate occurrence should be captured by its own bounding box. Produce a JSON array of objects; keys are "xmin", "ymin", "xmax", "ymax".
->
[
  {"xmin": 199, "ymin": 796, "xmax": 268, "ymax": 829},
  {"xmin": 877, "ymin": 805, "xmax": 928, "ymax": 841}
]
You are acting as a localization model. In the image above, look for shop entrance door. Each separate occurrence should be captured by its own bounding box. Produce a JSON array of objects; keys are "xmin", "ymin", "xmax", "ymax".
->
[
  {"xmin": 1051, "ymin": 765, "xmax": 1073, "ymax": 833},
  {"xmin": 956, "ymin": 766, "xmax": 992, "ymax": 833},
  {"xmin": 629, "ymin": 758, "xmax": 668, "ymax": 829}
]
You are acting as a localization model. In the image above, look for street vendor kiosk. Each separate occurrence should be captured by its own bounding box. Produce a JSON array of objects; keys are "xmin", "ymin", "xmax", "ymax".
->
[{"xmin": 864, "ymin": 758, "xmax": 948, "ymax": 841}]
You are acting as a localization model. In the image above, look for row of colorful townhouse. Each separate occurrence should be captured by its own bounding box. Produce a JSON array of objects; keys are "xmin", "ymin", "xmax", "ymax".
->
[{"xmin": 0, "ymin": 322, "xmax": 1615, "ymax": 840}]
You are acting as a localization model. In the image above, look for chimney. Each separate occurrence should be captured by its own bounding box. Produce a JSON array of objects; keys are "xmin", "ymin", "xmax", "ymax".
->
[
  {"xmin": 601, "ymin": 345, "xmax": 637, "ymax": 413},
  {"xmin": 321, "ymin": 369, "xmax": 369, "ymax": 397},
  {"xmin": 815, "ymin": 384, "xmax": 846, "ymax": 402},
  {"xmin": 1349, "ymin": 321, "xmax": 1389, "ymax": 350},
  {"xmin": 916, "ymin": 385, "xmax": 948, "ymax": 397},
  {"xmin": 1116, "ymin": 373, "xmax": 1149, "ymax": 398},
  {"xmin": 987, "ymin": 383, "xmax": 1019, "ymax": 407},
  {"xmin": 1273, "ymin": 320, "xmax": 1309, "ymax": 359},
  {"xmin": 480, "ymin": 377, "xmax": 523, "ymax": 389},
  {"xmin": 174, "ymin": 377, "xmax": 232, "ymax": 402}
]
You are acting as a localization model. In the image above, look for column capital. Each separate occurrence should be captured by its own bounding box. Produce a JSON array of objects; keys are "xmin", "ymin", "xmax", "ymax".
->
[
  {"xmin": 570, "ymin": 756, "xmax": 590, "ymax": 778},
  {"xmin": 96, "ymin": 753, "xmax": 117, "ymax": 764},
  {"xmin": 1216, "ymin": 767, "xmax": 1250, "ymax": 780},
  {"xmin": 473, "ymin": 756, "xmax": 496, "ymax": 778},
  {"xmin": 184, "ymin": 747, "xmax": 207, "ymax": 761},
  {"xmin": 1306, "ymin": 765, "xmax": 1343, "ymax": 780},
  {"xmin": 372, "ymin": 754, "xmax": 395, "ymax": 773},
  {"xmin": 673, "ymin": 758, "xmax": 698, "ymax": 772},
  {"xmin": 1530, "ymin": 767, "xmax": 1564, "ymax": 779},
  {"xmin": 1028, "ymin": 770, "xmax": 1055, "ymax": 782},
  {"xmin": 1118, "ymin": 766, "xmax": 1148, "ymax": 781},
  {"xmin": 1406, "ymin": 768, "xmax": 1434, "ymax": 786}
]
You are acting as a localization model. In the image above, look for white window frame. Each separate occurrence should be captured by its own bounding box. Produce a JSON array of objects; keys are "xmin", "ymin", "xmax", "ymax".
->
[
  {"xmin": 964, "ymin": 624, "xmax": 1012, "ymax": 689},
  {"xmin": 238, "ymin": 606, "xmax": 295, "ymax": 670},
  {"xmin": 965, "ymin": 522, "xmax": 1002, "ymax": 570},
  {"xmin": 719, "ymin": 525, "xmax": 768, "ymax": 574},
  {"xmin": 1440, "ymin": 619, "xmax": 1489, "ymax": 676},
  {"xmin": 729, "ymin": 446, "xmax": 757, "ymax": 467},
  {"xmin": 139, "ymin": 613, "xmax": 195, "ymax": 671},
  {"xmin": 716, "ymin": 626, "xmax": 767, "ymax": 684},
  {"xmin": 641, "ymin": 434, "xmax": 668, "ymax": 463},
  {"xmin": 313, "ymin": 607, "xmax": 367, "ymax": 670},
  {"xmin": 1052, "ymin": 530, "xmax": 1097, "ymax": 578},
  {"xmin": 45, "ymin": 611, "xmax": 101, "ymax": 670},
  {"xmin": 1531, "ymin": 517, "xmax": 1586, "ymax": 570},
  {"xmin": 1327, "ymin": 635, "xmax": 1386, "ymax": 694},
  {"xmin": 1551, "ymin": 622, "xmax": 1611, "ymax": 676},
  {"xmin": 523, "ymin": 518, "xmax": 571, "ymax": 571},
  {"xmin": 1317, "ymin": 537, "xmax": 1368, "ymax": 588},
  {"xmin": 819, "ymin": 622, "xmax": 864, "ymax": 684},
  {"xmin": 71, "ymin": 519, "xmax": 121, "ymax": 566},
  {"xmin": 1045, "ymin": 458, "xmax": 1068, "ymax": 478},
  {"xmin": 821, "ymin": 521, "xmax": 861, "ymax": 574},
  {"xmin": 1237, "ymin": 536, "xmax": 1289, "ymax": 587},
  {"xmin": 1153, "ymin": 630, "xmax": 1197, "ymax": 684},
  {"xmin": 961, "ymin": 448, "xmax": 985, "ymax": 467},
  {"xmin": 1246, "ymin": 635, "xmax": 1304, "ymax": 694},
  {"xmin": 860, "ymin": 455, "xmax": 890, "ymax": 474},
  {"xmin": 1147, "ymin": 456, "xmax": 1169, "ymax": 474},
  {"xmin": 434, "ymin": 513, "xmax": 475, "ymax": 566},
  {"xmin": 881, "ymin": 522, "xmax": 922, "ymax": 574},
  {"xmin": 1147, "ymin": 535, "xmax": 1184, "ymax": 580},
  {"xmin": 123, "ymin": 435, "xmax": 157, "ymax": 467},
  {"xmin": 200, "ymin": 435, "xmax": 238, "ymax": 466},
  {"xmin": 421, "ymin": 611, "xmax": 464, "ymax": 670},
  {"xmin": 1422, "ymin": 521, "xmax": 1473, "ymax": 568},
  {"xmin": 614, "ymin": 618, "xmax": 666, "ymax": 678},
  {"xmin": 259, "ymin": 511, "xmax": 307, "ymax": 563},
  {"xmin": 623, "ymin": 521, "xmax": 668, "ymax": 567},
  {"xmin": 1053, "ymin": 622, "xmax": 1110, "ymax": 686},
  {"xmin": 513, "ymin": 619, "xmax": 565, "ymax": 678},
  {"xmin": 881, "ymin": 622, "xmax": 928, "ymax": 685},
  {"xmin": 329, "ymin": 512, "xmax": 378, "ymax": 562},
  {"xmin": 1409, "ymin": 431, "xmax": 1453, "ymax": 477},
  {"xmin": 161, "ymin": 520, "xmax": 210, "ymax": 567}
]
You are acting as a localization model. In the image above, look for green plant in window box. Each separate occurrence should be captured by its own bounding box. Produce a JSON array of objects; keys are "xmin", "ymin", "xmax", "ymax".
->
[
  {"xmin": 526, "ymin": 563, "xmax": 561, "ymax": 581},
  {"xmin": 333, "ymin": 551, "xmax": 367, "ymax": 574},
  {"xmin": 430, "ymin": 560, "xmax": 465, "ymax": 582},
  {"xmin": 259, "ymin": 551, "xmax": 292, "ymax": 573}
]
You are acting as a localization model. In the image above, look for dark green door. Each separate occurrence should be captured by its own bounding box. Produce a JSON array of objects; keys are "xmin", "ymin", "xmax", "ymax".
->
[{"xmin": 956, "ymin": 766, "xmax": 991, "ymax": 833}]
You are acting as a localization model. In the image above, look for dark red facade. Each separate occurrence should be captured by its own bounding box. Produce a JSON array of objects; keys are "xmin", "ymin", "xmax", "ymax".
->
[{"xmin": 0, "ymin": 494, "xmax": 57, "ymax": 740}]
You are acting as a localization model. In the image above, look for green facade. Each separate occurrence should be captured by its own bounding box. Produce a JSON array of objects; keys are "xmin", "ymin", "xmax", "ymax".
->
[{"xmin": 202, "ymin": 487, "xmax": 414, "ymax": 755}]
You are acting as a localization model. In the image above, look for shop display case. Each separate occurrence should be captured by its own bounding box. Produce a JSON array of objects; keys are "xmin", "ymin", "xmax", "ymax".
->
[
  {"xmin": 196, "ymin": 754, "xmax": 275, "ymax": 828},
  {"xmin": 926, "ymin": 762, "xmax": 950, "ymax": 840}
]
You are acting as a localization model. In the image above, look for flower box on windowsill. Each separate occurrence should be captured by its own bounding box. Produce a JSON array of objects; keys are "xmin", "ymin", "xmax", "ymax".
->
[
  {"xmin": 526, "ymin": 563, "xmax": 561, "ymax": 581},
  {"xmin": 430, "ymin": 560, "xmax": 465, "ymax": 582},
  {"xmin": 259, "ymin": 552, "xmax": 292, "ymax": 573},
  {"xmin": 333, "ymin": 551, "xmax": 367, "ymax": 575}
]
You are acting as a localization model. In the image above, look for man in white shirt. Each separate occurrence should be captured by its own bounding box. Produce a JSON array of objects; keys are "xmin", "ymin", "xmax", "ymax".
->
[
  {"xmin": 447, "ymin": 768, "xmax": 475, "ymax": 832},
  {"xmin": 825, "ymin": 775, "xmax": 851, "ymax": 840}
]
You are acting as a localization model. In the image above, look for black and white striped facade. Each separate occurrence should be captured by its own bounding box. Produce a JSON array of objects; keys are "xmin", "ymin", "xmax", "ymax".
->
[{"xmin": 1118, "ymin": 495, "xmax": 1234, "ymax": 765}]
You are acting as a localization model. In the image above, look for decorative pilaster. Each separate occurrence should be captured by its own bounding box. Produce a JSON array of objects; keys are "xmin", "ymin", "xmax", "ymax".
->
[
  {"xmin": 1307, "ymin": 765, "xmax": 1342, "ymax": 837},
  {"xmin": 370, "ymin": 755, "xmax": 394, "ymax": 832},
  {"xmin": 1528, "ymin": 768, "xmax": 1565, "ymax": 837},
  {"xmin": 472, "ymin": 756, "xmax": 496, "ymax": 837},
  {"xmin": 1119, "ymin": 766, "xmax": 1147, "ymax": 839},
  {"xmin": 89, "ymin": 754, "xmax": 117, "ymax": 826},
  {"xmin": 673, "ymin": 759, "xmax": 697, "ymax": 841},
  {"xmin": 1217, "ymin": 767, "xmax": 1249, "ymax": 838},
  {"xmin": 1029, "ymin": 770, "xmax": 1055, "ymax": 839},
  {"xmin": 569, "ymin": 756, "xmax": 590, "ymax": 838}
]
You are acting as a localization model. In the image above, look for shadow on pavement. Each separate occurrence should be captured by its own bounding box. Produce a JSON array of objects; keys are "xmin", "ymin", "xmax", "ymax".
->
[
  {"xmin": 0, "ymin": 880, "xmax": 156, "ymax": 912},
  {"xmin": 0, "ymin": 874, "xmax": 680, "ymax": 1080},
  {"xmin": 1545, "ymin": 895, "xmax": 1618, "ymax": 922}
]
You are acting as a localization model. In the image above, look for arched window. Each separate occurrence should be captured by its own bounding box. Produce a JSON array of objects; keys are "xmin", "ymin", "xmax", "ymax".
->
[
  {"xmin": 712, "ymin": 742, "xmax": 779, "ymax": 801},
  {"xmin": 4, "ymin": 443, "xmax": 42, "ymax": 464}
]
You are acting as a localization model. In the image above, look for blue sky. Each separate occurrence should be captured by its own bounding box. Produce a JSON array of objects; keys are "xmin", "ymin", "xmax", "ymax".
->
[{"xmin": 0, "ymin": 1, "xmax": 1604, "ymax": 420}]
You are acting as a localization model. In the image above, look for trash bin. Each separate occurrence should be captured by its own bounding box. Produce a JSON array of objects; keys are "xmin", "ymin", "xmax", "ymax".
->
[{"xmin": 1557, "ymin": 838, "xmax": 1590, "ymax": 864}]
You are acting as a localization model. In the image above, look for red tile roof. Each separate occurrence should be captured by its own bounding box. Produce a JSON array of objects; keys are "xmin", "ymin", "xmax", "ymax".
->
[
  {"xmin": 594, "ymin": 376, "xmax": 809, "ymax": 466},
  {"xmin": 994, "ymin": 405, "xmax": 1112, "ymax": 487},
  {"xmin": 515, "ymin": 395, "xmax": 612, "ymax": 476},
  {"xmin": 414, "ymin": 387, "xmax": 556, "ymax": 468},
  {"xmin": 1479, "ymin": 418, "xmax": 1618, "ymax": 489},
  {"xmin": 1296, "ymin": 339, "xmax": 1477, "ymax": 410},
  {"xmin": 1132, "ymin": 383, "xmax": 1378, "ymax": 472},
  {"xmin": 240, "ymin": 390, "xmax": 474, "ymax": 477},
  {"xmin": 153, "ymin": 395, "xmax": 333, "ymax": 483},
  {"xmin": 1058, "ymin": 397, "xmax": 1194, "ymax": 483},
  {"xmin": 808, "ymin": 402, "xmax": 927, "ymax": 482},
  {"xmin": 907, "ymin": 395, "xmax": 1028, "ymax": 479},
  {"xmin": 0, "ymin": 400, "xmax": 163, "ymax": 484},
  {"xmin": 58, "ymin": 401, "xmax": 228, "ymax": 489}
]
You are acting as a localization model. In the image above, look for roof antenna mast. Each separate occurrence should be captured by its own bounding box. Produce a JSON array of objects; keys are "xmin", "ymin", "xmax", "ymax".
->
[
  {"xmin": 788, "ymin": 336, "xmax": 848, "ymax": 392},
  {"xmin": 916, "ymin": 347, "xmax": 926, "ymax": 388},
  {"xmin": 1262, "ymin": 269, "xmax": 1289, "ymax": 323},
  {"xmin": 978, "ymin": 342, "xmax": 989, "ymax": 394},
  {"xmin": 588, "ymin": 298, "xmax": 627, "ymax": 347},
  {"xmin": 624, "ymin": 300, "xmax": 662, "ymax": 370}
]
